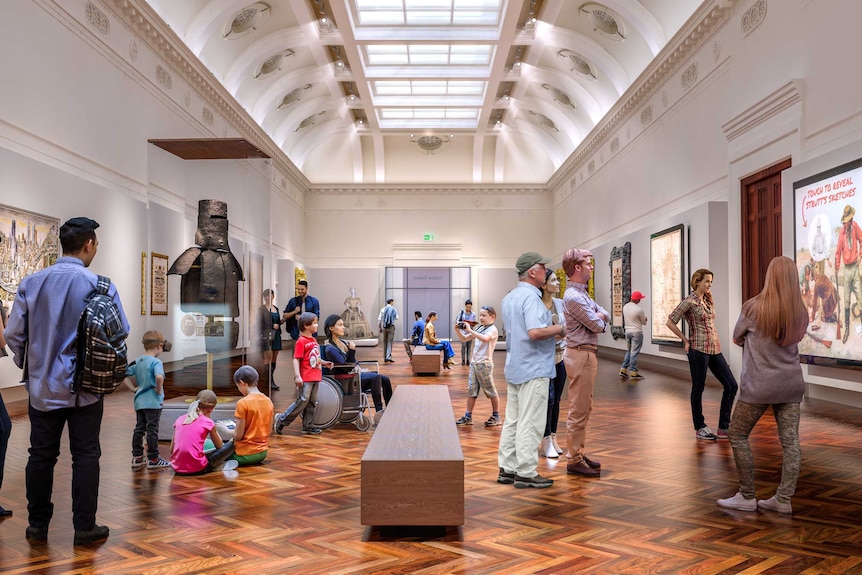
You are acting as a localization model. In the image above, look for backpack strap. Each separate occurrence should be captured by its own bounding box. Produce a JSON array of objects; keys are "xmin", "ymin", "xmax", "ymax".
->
[{"xmin": 96, "ymin": 275, "xmax": 111, "ymax": 296}]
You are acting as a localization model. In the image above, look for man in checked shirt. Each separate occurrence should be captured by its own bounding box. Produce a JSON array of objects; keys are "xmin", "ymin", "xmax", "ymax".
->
[{"xmin": 561, "ymin": 248, "xmax": 609, "ymax": 478}]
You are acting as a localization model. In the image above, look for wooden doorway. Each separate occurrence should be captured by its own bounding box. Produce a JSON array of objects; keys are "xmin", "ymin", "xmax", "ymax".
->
[{"xmin": 741, "ymin": 159, "xmax": 792, "ymax": 301}]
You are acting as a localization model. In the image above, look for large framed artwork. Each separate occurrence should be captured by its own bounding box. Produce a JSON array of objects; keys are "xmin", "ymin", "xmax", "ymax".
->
[
  {"xmin": 650, "ymin": 224, "xmax": 685, "ymax": 346},
  {"xmin": 609, "ymin": 242, "xmax": 631, "ymax": 340},
  {"xmin": 794, "ymin": 157, "xmax": 862, "ymax": 368},
  {"xmin": 0, "ymin": 204, "xmax": 60, "ymax": 312},
  {"xmin": 151, "ymin": 252, "xmax": 169, "ymax": 315}
]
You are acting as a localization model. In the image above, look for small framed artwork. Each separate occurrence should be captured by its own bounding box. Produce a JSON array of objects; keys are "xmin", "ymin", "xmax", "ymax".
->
[
  {"xmin": 151, "ymin": 252, "xmax": 169, "ymax": 316},
  {"xmin": 650, "ymin": 224, "xmax": 686, "ymax": 345},
  {"xmin": 609, "ymin": 242, "xmax": 631, "ymax": 340}
]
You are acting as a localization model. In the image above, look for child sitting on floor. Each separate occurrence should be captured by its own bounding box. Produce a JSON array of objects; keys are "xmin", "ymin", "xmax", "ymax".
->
[
  {"xmin": 216, "ymin": 366, "xmax": 274, "ymax": 466},
  {"xmin": 170, "ymin": 390, "xmax": 238, "ymax": 475}
]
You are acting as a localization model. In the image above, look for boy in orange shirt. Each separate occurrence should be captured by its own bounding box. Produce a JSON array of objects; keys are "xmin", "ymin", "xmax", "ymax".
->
[{"xmin": 217, "ymin": 365, "xmax": 274, "ymax": 465}]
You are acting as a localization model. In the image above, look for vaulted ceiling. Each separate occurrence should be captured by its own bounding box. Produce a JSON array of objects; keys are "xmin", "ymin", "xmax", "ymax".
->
[{"xmin": 144, "ymin": 0, "xmax": 701, "ymax": 185}]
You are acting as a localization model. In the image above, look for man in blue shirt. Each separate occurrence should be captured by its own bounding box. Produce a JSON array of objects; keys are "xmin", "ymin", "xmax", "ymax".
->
[
  {"xmin": 377, "ymin": 298, "xmax": 398, "ymax": 363},
  {"xmin": 282, "ymin": 280, "xmax": 320, "ymax": 340},
  {"xmin": 5, "ymin": 217, "xmax": 130, "ymax": 545},
  {"xmin": 497, "ymin": 252, "xmax": 564, "ymax": 489},
  {"xmin": 411, "ymin": 311, "xmax": 425, "ymax": 346}
]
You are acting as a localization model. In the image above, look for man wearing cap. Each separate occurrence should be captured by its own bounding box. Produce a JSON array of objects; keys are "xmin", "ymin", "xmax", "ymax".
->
[
  {"xmin": 835, "ymin": 205, "xmax": 862, "ymax": 343},
  {"xmin": 561, "ymin": 248, "xmax": 608, "ymax": 478},
  {"xmin": 620, "ymin": 291, "xmax": 648, "ymax": 379},
  {"xmin": 497, "ymin": 252, "xmax": 562, "ymax": 489},
  {"xmin": 4, "ymin": 217, "xmax": 130, "ymax": 545}
]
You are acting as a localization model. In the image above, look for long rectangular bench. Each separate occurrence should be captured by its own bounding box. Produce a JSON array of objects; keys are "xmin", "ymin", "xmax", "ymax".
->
[
  {"xmin": 360, "ymin": 385, "xmax": 464, "ymax": 526},
  {"xmin": 411, "ymin": 347, "xmax": 442, "ymax": 375}
]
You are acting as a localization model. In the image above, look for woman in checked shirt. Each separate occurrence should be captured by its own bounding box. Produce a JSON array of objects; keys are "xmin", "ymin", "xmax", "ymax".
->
[{"xmin": 666, "ymin": 268, "xmax": 738, "ymax": 441}]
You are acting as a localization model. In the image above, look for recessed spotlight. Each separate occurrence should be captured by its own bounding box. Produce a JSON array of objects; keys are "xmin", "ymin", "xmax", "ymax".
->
[{"xmin": 321, "ymin": 16, "xmax": 328, "ymax": 23}]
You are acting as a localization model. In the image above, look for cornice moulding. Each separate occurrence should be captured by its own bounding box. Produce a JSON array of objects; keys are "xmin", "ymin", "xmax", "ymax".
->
[
  {"xmin": 307, "ymin": 185, "xmax": 547, "ymax": 196},
  {"xmin": 106, "ymin": 0, "xmax": 310, "ymax": 192},
  {"xmin": 721, "ymin": 80, "xmax": 802, "ymax": 142},
  {"xmin": 547, "ymin": 0, "xmax": 736, "ymax": 191}
]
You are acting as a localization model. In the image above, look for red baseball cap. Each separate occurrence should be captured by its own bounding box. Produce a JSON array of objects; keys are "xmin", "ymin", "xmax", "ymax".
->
[{"xmin": 631, "ymin": 291, "xmax": 644, "ymax": 302}]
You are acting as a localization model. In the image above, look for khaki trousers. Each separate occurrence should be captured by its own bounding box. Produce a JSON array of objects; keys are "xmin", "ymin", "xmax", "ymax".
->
[
  {"xmin": 497, "ymin": 377, "xmax": 549, "ymax": 478},
  {"xmin": 563, "ymin": 348, "xmax": 598, "ymax": 461}
]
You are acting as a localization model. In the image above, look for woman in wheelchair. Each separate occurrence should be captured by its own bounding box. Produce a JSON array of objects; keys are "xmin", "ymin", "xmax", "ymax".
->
[{"xmin": 322, "ymin": 314, "xmax": 393, "ymax": 420}]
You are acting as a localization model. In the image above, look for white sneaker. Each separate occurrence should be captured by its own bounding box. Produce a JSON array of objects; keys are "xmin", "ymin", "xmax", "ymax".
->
[
  {"xmin": 696, "ymin": 426, "xmax": 717, "ymax": 440},
  {"xmin": 215, "ymin": 460, "xmax": 239, "ymax": 472},
  {"xmin": 550, "ymin": 433, "xmax": 563, "ymax": 455},
  {"xmin": 539, "ymin": 436, "xmax": 558, "ymax": 458},
  {"xmin": 758, "ymin": 495, "xmax": 792, "ymax": 514},
  {"xmin": 717, "ymin": 491, "xmax": 756, "ymax": 511}
]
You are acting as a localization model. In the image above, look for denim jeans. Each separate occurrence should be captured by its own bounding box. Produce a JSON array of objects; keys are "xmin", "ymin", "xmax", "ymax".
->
[
  {"xmin": 620, "ymin": 331, "xmax": 644, "ymax": 373},
  {"xmin": 426, "ymin": 341, "xmax": 455, "ymax": 361},
  {"xmin": 27, "ymin": 398, "xmax": 104, "ymax": 531},
  {"xmin": 132, "ymin": 408, "xmax": 162, "ymax": 460},
  {"xmin": 280, "ymin": 381, "xmax": 320, "ymax": 430},
  {"xmin": 686, "ymin": 350, "xmax": 738, "ymax": 430}
]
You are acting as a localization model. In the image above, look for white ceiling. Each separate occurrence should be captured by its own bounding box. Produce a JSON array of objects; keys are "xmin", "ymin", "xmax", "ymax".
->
[{"xmin": 144, "ymin": 0, "xmax": 702, "ymax": 184}]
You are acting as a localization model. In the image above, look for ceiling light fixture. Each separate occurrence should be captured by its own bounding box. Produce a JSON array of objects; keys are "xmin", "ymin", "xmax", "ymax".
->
[{"xmin": 409, "ymin": 134, "xmax": 453, "ymax": 154}]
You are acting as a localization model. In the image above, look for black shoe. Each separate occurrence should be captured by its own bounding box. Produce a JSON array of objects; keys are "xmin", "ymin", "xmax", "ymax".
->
[
  {"xmin": 514, "ymin": 473, "xmax": 554, "ymax": 488},
  {"xmin": 26, "ymin": 525, "xmax": 48, "ymax": 542},
  {"xmin": 0, "ymin": 506, "xmax": 11, "ymax": 518},
  {"xmin": 302, "ymin": 427, "xmax": 322, "ymax": 435},
  {"xmin": 270, "ymin": 382, "xmax": 280, "ymax": 390},
  {"xmin": 74, "ymin": 525, "xmax": 109, "ymax": 545},
  {"xmin": 497, "ymin": 467, "xmax": 515, "ymax": 484}
]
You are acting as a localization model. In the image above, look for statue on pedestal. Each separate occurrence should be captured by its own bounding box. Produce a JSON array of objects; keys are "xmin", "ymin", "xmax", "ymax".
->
[{"xmin": 341, "ymin": 287, "xmax": 371, "ymax": 339}]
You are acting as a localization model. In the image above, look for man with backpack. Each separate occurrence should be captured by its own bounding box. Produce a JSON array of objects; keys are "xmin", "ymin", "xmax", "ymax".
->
[{"xmin": 4, "ymin": 217, "xmax": 130, "ymax": 546}]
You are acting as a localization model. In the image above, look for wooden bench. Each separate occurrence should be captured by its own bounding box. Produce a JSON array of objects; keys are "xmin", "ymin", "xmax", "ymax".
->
[
  {"xmin": 411, "ymin": 347, "xmax": 442, "ymax": 375},
  {"xmin": 361, "ymin": 385, "xmax": 464, "ymax": 526}
]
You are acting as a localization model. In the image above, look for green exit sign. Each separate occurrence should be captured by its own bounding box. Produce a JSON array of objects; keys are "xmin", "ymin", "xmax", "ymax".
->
[{"xmin": 423, "ymin": 233, "xmax": 435, "ymax": 241}]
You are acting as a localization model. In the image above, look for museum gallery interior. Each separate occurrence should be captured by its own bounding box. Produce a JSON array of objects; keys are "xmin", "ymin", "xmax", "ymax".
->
[{"xmin": 0, "ymin": 0, "xmax": 861, "ymax": 573}]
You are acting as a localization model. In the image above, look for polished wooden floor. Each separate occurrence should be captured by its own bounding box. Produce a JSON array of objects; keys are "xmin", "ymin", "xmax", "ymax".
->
[{"xmin": 1, "ymin": 345, "xmax": 861, "ymax": 574}]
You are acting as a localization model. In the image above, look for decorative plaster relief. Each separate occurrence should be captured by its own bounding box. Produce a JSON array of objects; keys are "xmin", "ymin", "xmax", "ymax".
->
[
  {"xmin": 713, "ymin": 40, "xmax": 721, "ymax": 62},
  {"xmin": 588, "ymin": 160, "xmax": 595, "ymax": 175},
  {"xmin": 184, "ymin": 90, "xmax": 191, "ymax": 108},
  {"xmin": 610, "ymin": 137, "xmax": 619, "ymax": 154},
  {"xmin": 742, "ymin": 0, "xmax": 767, "ymax": 36},
  {"xmin": 640, "ymin": 105, "xmax": 653, "ymax": 127},
  {"xmin": 661, "ymin": 90, "xmax": 667, "ymax": 108},
  {"xmin": 202, "ymin": 107, "xmax": 214, "ymax": 126},
  {"xmin": 85, "ymin": 2, "xmax": 110, "ymax": 35},
  {"xmin": 156, "ymin": 65, "xmax": 172, "ymax": 90},
  {"xmin": 129, "ymin": 39, "xmax": 137, "ymax": 61},
  {"xmin": 681, "ymin": 62, "xmax": 698, "ymax": 90}
]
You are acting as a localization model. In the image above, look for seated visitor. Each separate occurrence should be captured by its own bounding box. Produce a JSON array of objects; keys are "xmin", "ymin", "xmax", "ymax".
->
[
  {"xmin": 171, "ymin": 390, "xmax": 238, "ymax": 475},
  {"xmin": 322, "ymin": 314, "xmax": 393, "ymax": 423},
  {"xmin": 216, "ymin": 366, "xmax": 274, "ymax": 466},
  {"xmin": 424, "ymin": 311, "xmax": 456, "ymax": 369},
  {"xmin": 411, "ymin": 310, "xmax": 425, "ymax": 346}
]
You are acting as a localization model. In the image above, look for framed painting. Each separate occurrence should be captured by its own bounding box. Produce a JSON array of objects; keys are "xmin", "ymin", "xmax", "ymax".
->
[
  {"xmin": 609, "ymin": 242, "xmax": 631, "ymax": 340},
  {"xmin": 0, "ymin": 204, "xmax": 60, "ymax": 312},
  {"xmin": 150, "ymin": 252, "xmax": 169, "ymax": 315},
  {"xmin": 650, "ymin": 224, "xmax": 685, "ymax": 346}
]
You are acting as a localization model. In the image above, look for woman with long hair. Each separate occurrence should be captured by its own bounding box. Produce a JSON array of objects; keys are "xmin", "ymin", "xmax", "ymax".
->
[
  {"xmin": 322, "ymin": 314, "xmax": 393, "ymax": 423},
  {"xmin": 717, "ymin": 256, "xmax": 809, "ymax": 514},
  {"xmin": 539, "ymin": 269, "xmax": 567, "ymax": 458},
  {"xmin": 666, "ymin": 268, "xmax": 738, "ymax": 440},
  {"xmin": 256, "ymin": 289, "xmax": 283, "ymax": 390},
  {"xmin": 424, "ymin": 311, "xmax": 456, "ymax": 369}
]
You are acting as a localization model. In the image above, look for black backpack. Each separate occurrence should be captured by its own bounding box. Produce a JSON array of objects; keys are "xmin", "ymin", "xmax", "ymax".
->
[{"xmin": 73, "ymin": 275, "xmax": 129, "ymax": 394}]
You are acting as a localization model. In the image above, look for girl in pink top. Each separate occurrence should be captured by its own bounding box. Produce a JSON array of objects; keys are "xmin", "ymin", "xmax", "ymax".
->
[{"xmin": 170, "ymin": 390, "xmax": 237, "ymax": 475}]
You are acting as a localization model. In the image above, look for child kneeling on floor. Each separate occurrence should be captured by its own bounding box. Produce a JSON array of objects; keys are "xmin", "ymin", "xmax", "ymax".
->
[
  {"xmin": 215, "ymin": 366, "xmax": 274, "ymax": 466},
  {"xmin": 171, "ymin": 390, "xmax": 238, "ymax": 474}
]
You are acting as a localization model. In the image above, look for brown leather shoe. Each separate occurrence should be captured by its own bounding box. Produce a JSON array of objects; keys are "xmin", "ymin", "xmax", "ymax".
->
[
  {"xmin": 567, "ymin": 459, "xmax": 600, "ymax": 477},
  {"xmin": 583, "ymin": 455, "xmax": 601, "ymax": 469}
]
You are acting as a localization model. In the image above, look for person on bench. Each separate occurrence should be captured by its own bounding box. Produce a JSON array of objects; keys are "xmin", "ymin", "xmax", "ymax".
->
[
  {"xmin": 322, "ymin": 314, "xmax": 393, "ymax": 423},
  {"xmin": 424, "ymin": 311, "xmax": 456, "ymax": 369},
  {"xmin": 411, "ymin": 311, "xmax": 425, "ymax": 346}
]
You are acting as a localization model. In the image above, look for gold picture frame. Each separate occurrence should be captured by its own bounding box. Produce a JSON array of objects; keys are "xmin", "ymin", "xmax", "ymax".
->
[{"xmin": 151, "ymin": 252, "xmax": 169, "ymax": 315}]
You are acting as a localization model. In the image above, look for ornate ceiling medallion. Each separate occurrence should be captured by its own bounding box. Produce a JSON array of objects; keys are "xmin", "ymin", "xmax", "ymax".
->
[
  {"xmin": 224, "ymin": 3, "xmax": 271, "ymax": 40},
  {"xmin": 579, "ymin": 3, "xmax": 626, "ymax": 41}
]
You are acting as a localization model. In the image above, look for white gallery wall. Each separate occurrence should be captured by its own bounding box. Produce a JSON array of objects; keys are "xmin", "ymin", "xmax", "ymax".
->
[{"xmin": 2, "ymin": 0, "xmax": 862, "ymax": 405}]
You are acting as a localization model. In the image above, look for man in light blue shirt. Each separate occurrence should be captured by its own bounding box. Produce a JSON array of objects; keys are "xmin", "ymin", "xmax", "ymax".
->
[
  {"xmin": 497, "ymin": 252, "xmax": 564, "ymax": 489},
  {"xmin": 377, "ymin": 298, "xmax": 398, "ymax": 363},
  {"xmin": 4, "ymin": 217, "xmax": 129, "ymax": 546}
]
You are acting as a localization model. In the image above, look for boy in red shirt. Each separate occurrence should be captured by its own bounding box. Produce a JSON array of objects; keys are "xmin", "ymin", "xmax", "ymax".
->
[{"xmin": 274, "ymin": 313, "xmax": 333, "ymax": 435}]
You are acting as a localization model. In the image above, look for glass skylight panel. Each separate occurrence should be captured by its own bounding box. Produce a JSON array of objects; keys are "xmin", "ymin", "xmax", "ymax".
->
[
  {"xmin": 365, "ymin": 45, "xmax": 491, "ymax": 66},
  {"xmin": 379, "ymin": 108, "xmax": 480, "ymax": 120},
  {"xmin": 353, "ymin": 0, "xmax": 502, "ymax": 27},
  {"xmin": 372, "ymin": 80, "xmax": 485, "ymax": 96},
  {"xmin": 366, "ymin": 45, "xmax": 409, "ymax": 65}
]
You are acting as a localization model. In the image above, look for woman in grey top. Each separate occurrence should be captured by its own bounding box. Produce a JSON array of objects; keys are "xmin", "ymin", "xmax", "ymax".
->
[{"xmin": 717, "ymin": 256, "xmax": 809, "ymax": 515}]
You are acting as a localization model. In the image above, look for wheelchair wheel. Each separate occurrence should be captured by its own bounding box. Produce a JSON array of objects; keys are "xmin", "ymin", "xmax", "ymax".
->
[
  {"xmin": 355, "ymin": 413, "xmax": 371, "ymax": 432},
  {"xmin": 304, "ymin": 378, "xmax": 342, "ymax": 429}
]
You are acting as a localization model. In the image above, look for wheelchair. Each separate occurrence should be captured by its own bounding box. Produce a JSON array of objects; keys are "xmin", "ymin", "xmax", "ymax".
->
[{"xmin": 303, "ymin": 346, "xmax": 378, "ymax": 432}]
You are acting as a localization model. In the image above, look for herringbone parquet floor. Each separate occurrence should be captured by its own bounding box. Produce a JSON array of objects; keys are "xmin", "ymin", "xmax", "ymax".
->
[{"xmin": 0, "ymin": 346, "xmax": 861, "ymax": 574}]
